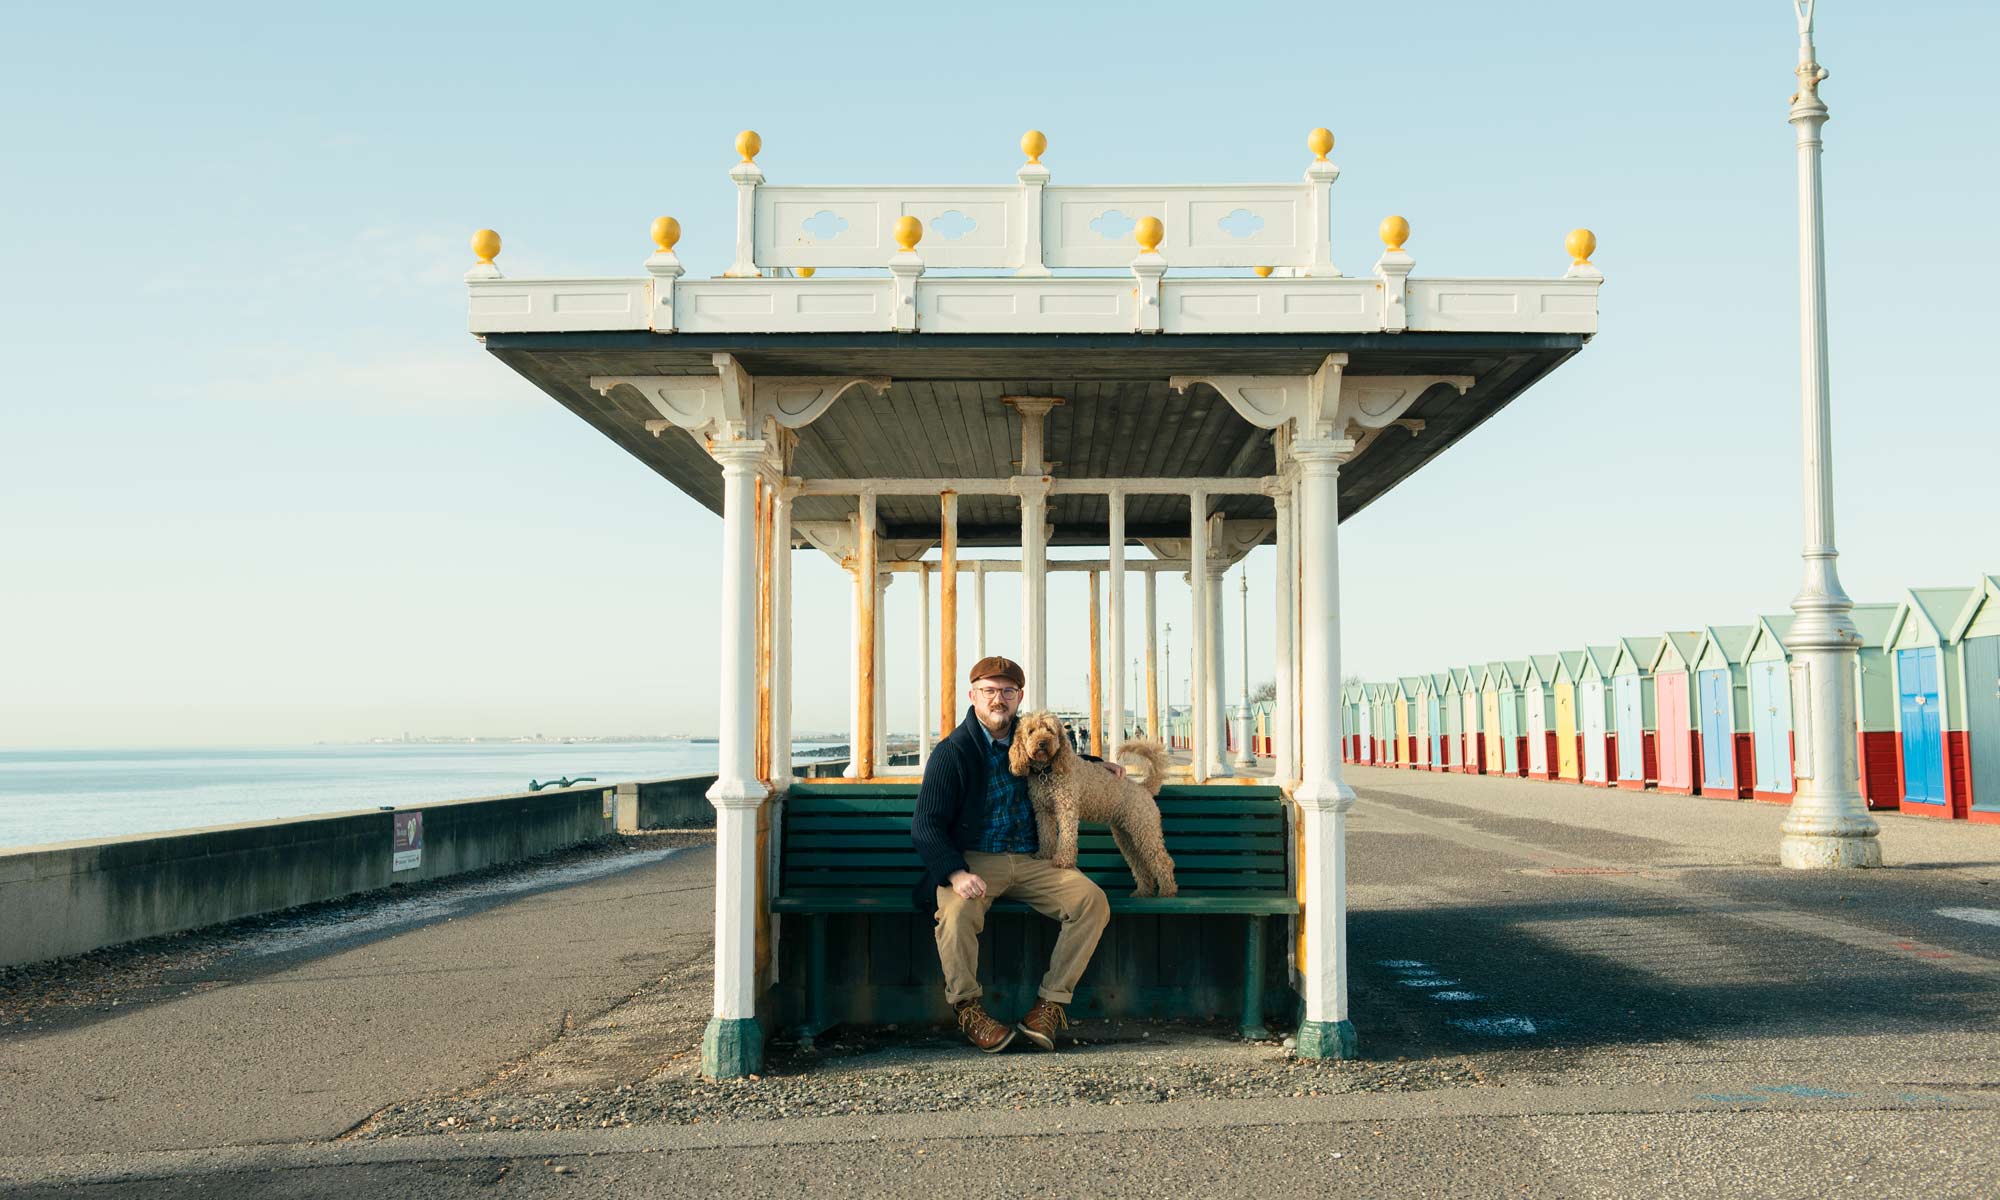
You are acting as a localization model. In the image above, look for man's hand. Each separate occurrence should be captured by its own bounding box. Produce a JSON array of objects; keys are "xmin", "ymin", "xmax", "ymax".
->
[
  {"xmin": 1098, "ymin": 760, "xmax": 1127, "ymax": 779},
  {"xmin": 948, "ymin": 870, "xmax": 987, "ymax": 899}
]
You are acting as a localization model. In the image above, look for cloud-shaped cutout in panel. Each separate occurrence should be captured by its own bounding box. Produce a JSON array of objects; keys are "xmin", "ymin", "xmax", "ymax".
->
[
  {"xmin": 800, "ymin": 210, "xmax": 851, "ymax": 240},
  {"xmin": 930, "ymin": 210, "xmax": 977, "ymax": 240},
  {"xmin": 1217, "ymin": 208, "xmax": 1266, "ymax": 239},
  {"xmin": 1089, "ymin": 209, "xmax": 1138, "ymax": 241}
]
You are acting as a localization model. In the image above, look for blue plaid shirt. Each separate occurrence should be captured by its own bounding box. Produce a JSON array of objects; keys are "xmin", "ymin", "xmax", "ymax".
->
[{"xmin": 971, "ymin": 721, "xmax": 1038, "ymax": 854}]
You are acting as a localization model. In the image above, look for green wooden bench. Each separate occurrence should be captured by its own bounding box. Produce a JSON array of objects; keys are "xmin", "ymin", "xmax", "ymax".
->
[{"xmin": 772, "ymin": 781, "xmax": 1298, "ymax": 1042}]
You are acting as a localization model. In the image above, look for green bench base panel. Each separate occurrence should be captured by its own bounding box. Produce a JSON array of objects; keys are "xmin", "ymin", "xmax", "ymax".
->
[{"xmin": 773, "ymin": 909, "xmax": 1293, "ymax": 1032}]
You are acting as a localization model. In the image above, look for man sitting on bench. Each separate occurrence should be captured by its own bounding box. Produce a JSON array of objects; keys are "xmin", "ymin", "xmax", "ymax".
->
[{"xmin": 912, "ymin": 655, "xmax": 1123, "ymax": 1053}]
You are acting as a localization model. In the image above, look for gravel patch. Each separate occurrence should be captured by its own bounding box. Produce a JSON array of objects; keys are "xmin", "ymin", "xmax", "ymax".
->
[{"xmin": 349, "ymin": 1020, "xmax": 1480, "ymax": 1138}]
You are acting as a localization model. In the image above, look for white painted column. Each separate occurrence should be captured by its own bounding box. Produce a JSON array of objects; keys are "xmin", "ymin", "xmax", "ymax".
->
[
  {"xmin": 1108, "ymin": 492, "xmax": 1127, "ymax": 758},
  {"xmin": 974, "ymin": 560, "xmax": 988, "ymax": 659},
  {"xmin": 702, "ymin": 439, "xmax": 770, "ymax": 1077},
  {"xmin": 843, "ymin": 552, "xmax": 863, "ymax": 778},
  {"xmin": 1189, "ymin": 493, "xmax": 1210, "ymax": 783},
  {"xmin": 770, "ymin": 484, "xmax": 793, "ymax": 783},
  {"xmin": 917, "ymin": 563, "xmax": 932, "ymax": 767},
  {"xmin": 1020, "ymin": 484, "xmax": 1049, "ymax": 711},
  {"xmin": 1273, "ymin": 480, "xmax": 1298, "ymax": 783},
  {"xmin": 1205, "ymin": 558, "xmax": 1230, "ymax": 777},
  {"xmin": 1290, "ymin": 438, "xmax": 1357, "ymax": 1059},
  {"xmin": 1144, "ymin": 568, "xmax": 1161, "ymax": 740},
  {"xmin": 874, "ymin": 571, "xmax": 889, "ymax": 770}
]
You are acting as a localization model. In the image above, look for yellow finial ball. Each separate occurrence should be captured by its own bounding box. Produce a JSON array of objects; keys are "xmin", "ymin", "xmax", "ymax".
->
[
  {"xmin": 1308, "ymin": 128, "xmax": 1335, "ymax": 160},
  {"xmin": 1566, "ymin": 228, "xmax": 1597, "ymax": 265},
  {"xmin": 471, "ymin": 228, "xmax": 501, "ymax": 264},
  {"xmin": 1134, "ymin": 216, "xmax": 1164, "ymax": 253},
  {"xmin": 1379, "ymin": 215, "xmax": 1409, "ymax": 252},
  {"xmin": 1253, "ymin": 266, "xmax": 1274, "ymax": 278},
  {"xmin": 650, "ymin": 216, "xmax": 681, "ymax": 253},
  {"xmin": 1021, "ymin": 129, "xmax": 1047, "ymax": 163},
  {"xmin": 894, "ymin": 215, "xmax": 924, "ymax": 252},
  {"xmin": 796, "ymin": 266, "xmax": 816, "ymax": 278},
  {"xmin": 736, "ymin": 130, "xmax": 762, "ymax": 162}
]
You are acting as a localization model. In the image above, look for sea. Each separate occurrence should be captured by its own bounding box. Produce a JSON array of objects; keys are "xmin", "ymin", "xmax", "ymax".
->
[{"xmin": 0, "ymin": 742, "xmax": 840, "ymax": 852}]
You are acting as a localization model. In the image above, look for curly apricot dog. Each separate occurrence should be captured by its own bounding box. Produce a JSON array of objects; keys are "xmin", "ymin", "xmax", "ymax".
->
[{"xmin": 1008, "ymin": 711, "xmax": 1178, "ymax": 897}]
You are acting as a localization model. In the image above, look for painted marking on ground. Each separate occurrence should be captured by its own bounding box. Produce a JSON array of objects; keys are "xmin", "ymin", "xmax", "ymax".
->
[
  {"xmin": 1449, "ymin": 1016, "xmax": 1538, "ymax": 1036},
  {"xmin": 1936, "ymin": 907, "xmax": 2000, "ymax": 929},
  {"xmin": 1695, "ymin": 1093, "xmax": 1770, "ymax": 1104},
  {"xmin": 1753, "ymin": 1084, "xmax": 1857, "ymax": 1100}
]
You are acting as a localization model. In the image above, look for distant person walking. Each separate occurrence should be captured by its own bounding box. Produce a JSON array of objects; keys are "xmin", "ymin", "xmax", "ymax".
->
[{"xmin": 911, "ymin": 656, "xmax": 1122, "ymax": 1052}]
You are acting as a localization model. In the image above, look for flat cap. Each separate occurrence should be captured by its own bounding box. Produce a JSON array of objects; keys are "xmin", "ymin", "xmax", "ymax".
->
[{"xmin": 967, "ymin": 655, "xmax": 1026, "ymax": 687}]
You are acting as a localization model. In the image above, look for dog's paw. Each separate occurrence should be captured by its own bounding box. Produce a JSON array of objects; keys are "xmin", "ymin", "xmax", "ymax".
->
[{"xmin": 1155, "ymin": 885, "xmax": 1178, "ymax": 898}]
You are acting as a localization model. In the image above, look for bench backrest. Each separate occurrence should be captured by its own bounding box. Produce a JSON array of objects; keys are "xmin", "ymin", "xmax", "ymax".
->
[{"xmin": 778, "ymin": 783, "xmax": 1291, "ymax": 898}]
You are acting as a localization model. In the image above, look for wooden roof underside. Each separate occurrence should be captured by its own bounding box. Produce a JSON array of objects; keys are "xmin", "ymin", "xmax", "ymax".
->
[{"xmin": 485, "ymin": 331, "xmax": 1584, "ymax": 546}]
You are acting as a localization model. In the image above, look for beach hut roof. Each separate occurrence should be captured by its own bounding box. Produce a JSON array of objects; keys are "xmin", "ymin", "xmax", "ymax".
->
[
  {"xmin": 1555, "ymin": 650, "xmax": 1587, "ymax": 683},
  {"xmin": 1453, "ymin": 666, "xmax": 1477, "ymax": 690},
  {"xmin": 1847, "ymin": 602, "xmax": 1900, "ymax": 649},
  {"xmin": 1946, "ymin": 575, "xmax": 2000, "ymax": 642},
  {"xmin": 1398, "ymin": 675, "xmax": 1425, "ymax": 697},
  {"xmin": 1648, "ymin": 631, "xmax": 1704, "ymax": 674},
  {"xmin": 1611, "ymin": 636, "xmax": 1662, "ymax": 677},
  {"xmin": 1695, "ymin": 624, "xmax": 1756, "ymax": 667},
  {"xmin": 1886, "ymin": 587, "xmax": 1977, "ymax": 648},
  {"xmin": 1744, "ymin": 614, "xmax": 1796, "ymax": 661},
  {"xmin": 1526, "ymin": 654, "xmax": 1560, "ymax": 684},
  {"xmin": 1430, "ymin": 671, "xmax": 1453, "ymax": 695},
  {"xmin": 1581, "ymin": 645, "xmax": 1618, "ymax": 680}
]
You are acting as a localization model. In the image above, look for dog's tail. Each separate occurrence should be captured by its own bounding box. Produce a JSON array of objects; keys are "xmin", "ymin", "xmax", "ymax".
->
[{"xmin": 1115, "ymin": 738, "xmax": 1173, "ymax": 797}]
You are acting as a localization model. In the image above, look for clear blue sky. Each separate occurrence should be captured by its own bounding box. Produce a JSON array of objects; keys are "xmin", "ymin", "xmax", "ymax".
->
[{"xmin": 3, "ymin": 2, "xmax": 1995, "ymax": 746}]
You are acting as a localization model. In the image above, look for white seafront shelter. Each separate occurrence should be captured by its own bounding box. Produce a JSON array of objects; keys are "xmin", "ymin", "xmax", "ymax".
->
[{"xmin": 462, "ymin": 129, "xmax": 1601, "ymax": 1077}]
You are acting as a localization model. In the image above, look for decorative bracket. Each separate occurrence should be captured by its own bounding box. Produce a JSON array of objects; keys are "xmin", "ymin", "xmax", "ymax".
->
[
  {"xmin": 593, "ymin": 353, "xmax": 889, "ymax": 448},
  {"xmin": 1141, "ymin": 516, "xmax": 1275, "ymax": 573},
  {"xmin": 1171, "ymin": 354, "xmax": 1472, "ymax": 458}
]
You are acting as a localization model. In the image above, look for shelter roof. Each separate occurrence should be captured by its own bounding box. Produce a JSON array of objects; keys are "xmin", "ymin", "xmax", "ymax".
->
[{"xmin": 464, "ymin": 132, "xmax": 1599, "ymax": 546}]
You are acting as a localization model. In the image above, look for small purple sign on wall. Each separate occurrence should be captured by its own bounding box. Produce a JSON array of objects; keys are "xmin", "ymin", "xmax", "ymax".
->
[{"xmin": 392, "ymin": 811, "xmax": 423, "ymax": 872}]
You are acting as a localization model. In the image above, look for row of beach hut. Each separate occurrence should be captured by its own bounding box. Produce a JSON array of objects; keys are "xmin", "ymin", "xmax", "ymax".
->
[{"xmin": 1340, "ymin": 579, "xmax": 2000, "ymax": 824}]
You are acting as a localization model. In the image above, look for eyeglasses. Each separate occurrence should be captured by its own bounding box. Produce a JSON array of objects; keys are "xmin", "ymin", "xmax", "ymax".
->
[{"xmin": 973, "ymin": 686, "xmax": 1021, "ymax": 700}]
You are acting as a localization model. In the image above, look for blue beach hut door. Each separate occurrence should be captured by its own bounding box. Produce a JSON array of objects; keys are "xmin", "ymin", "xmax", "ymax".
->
[
  {"xmin": 1898, "ymin": 647, "xmax": 1945, "ymax": 805},
  {"xmin": 1967, "ymin": 636, "xmax": 2000, "ymax": 814},
  {"xmin": 1428, "ymin": 696, "xmax": 1444, "ymax": 768},
  {"xmin": 1698, "ymin": 668, "xmax": 1733, "ymax": 793},
  {"xmin": 1748, "ymin": 662, "xmax": 1793, "ymax": 795},
  {"xmin": 1614, "ymin": 675, "xmax": 1645, "ymax": 783}
]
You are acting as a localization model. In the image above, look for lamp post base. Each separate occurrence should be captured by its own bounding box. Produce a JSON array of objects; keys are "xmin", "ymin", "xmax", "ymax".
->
[{"xmin": 1779, "ymin": 833, "xmax": 1882, "ymax": 870}]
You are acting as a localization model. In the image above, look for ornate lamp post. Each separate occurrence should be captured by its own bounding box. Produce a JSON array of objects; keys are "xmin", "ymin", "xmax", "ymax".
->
[
  {"xmin": 1779, "ymin": 0, "xmax": 1881, "ymax": 869},
  {"xmin": 1231, "ymin": 569, "xmax": 1257, "ymax": 770}
]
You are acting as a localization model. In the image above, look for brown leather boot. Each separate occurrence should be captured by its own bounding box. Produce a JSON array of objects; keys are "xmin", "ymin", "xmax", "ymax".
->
[
  {"xmin": 954, "ymin": 999, "xmax": 1016, "ymax": 1053},
  {"xmin": 1015, "ymin": 998, "xmax": 1068, "ymax": 1050}
]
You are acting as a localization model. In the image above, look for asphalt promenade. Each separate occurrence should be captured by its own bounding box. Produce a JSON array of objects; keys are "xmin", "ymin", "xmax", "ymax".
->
[{"xmin": 3, "ymin": 774, "xmax": 1997, "ymax": 1197}]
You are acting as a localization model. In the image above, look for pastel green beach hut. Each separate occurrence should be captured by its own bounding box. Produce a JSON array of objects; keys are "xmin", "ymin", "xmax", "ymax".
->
[
  {"xmin": 1424, "ymin": 676, "xmax": 1440, "ymax": 768},
  {"xmin": 1454, "ymin": 666, "xmax": 1484, "ymax": 773},
  {"xmin": 1692, "ymin": 625, "xmax": 1756, "ymax": 800},
  {"xmin": 1577, "ymin": 645, "xmax": 1620, "ymax": 787},
  {"xmin": 1553, "ymin": 650, "xmax": 1586, "ymax": 783},
  {"xmin": 1440, "ymin": 671, "xmax": 1465, "ymax": 771},
  {"xmin": 1609, "ymin": 637, "xmax": 1660, "ymax": 790},
  {"xmin": 1523, "ymin": 655, "xmax": 1560, "ymax": 780},
  {"xmin": 1946, "ymin": 577, "xmax": 2000, "ymax": 825},
  {"xmin": 1742, "ymin": 615, "xmax": 1797, "ymax": 803},
  {"xmin": 1647, "ymin": 632, "xmax": 1704, "ymax": 795},
  {"xmin": 1887, "ymin": 587, "xmax": 1976, "ymax": 818},
  {"xmin": 1479, "ymin": 662, "xmax": 1521, "ymax": 776},
  {"xmin": 1846, "ymin": 603, "xmax": 1903, "ymax": 810}
]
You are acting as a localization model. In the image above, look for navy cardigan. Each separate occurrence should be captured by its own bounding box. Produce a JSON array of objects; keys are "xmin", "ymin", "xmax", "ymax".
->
[{"xmin": 909, "ymin": 707, "xmax": 1097, "ymax": 911}]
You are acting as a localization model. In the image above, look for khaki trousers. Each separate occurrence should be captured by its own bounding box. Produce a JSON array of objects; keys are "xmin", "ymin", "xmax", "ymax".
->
[{"xmin": 934, "ymin": 851, "xmax": 1110, "ymax": 1006}]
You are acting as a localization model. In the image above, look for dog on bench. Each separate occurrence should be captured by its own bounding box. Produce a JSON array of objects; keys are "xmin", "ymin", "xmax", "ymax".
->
[{"xmin": 1008, "ymin": 711, "xmax": 1178, "ymax": 897}]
